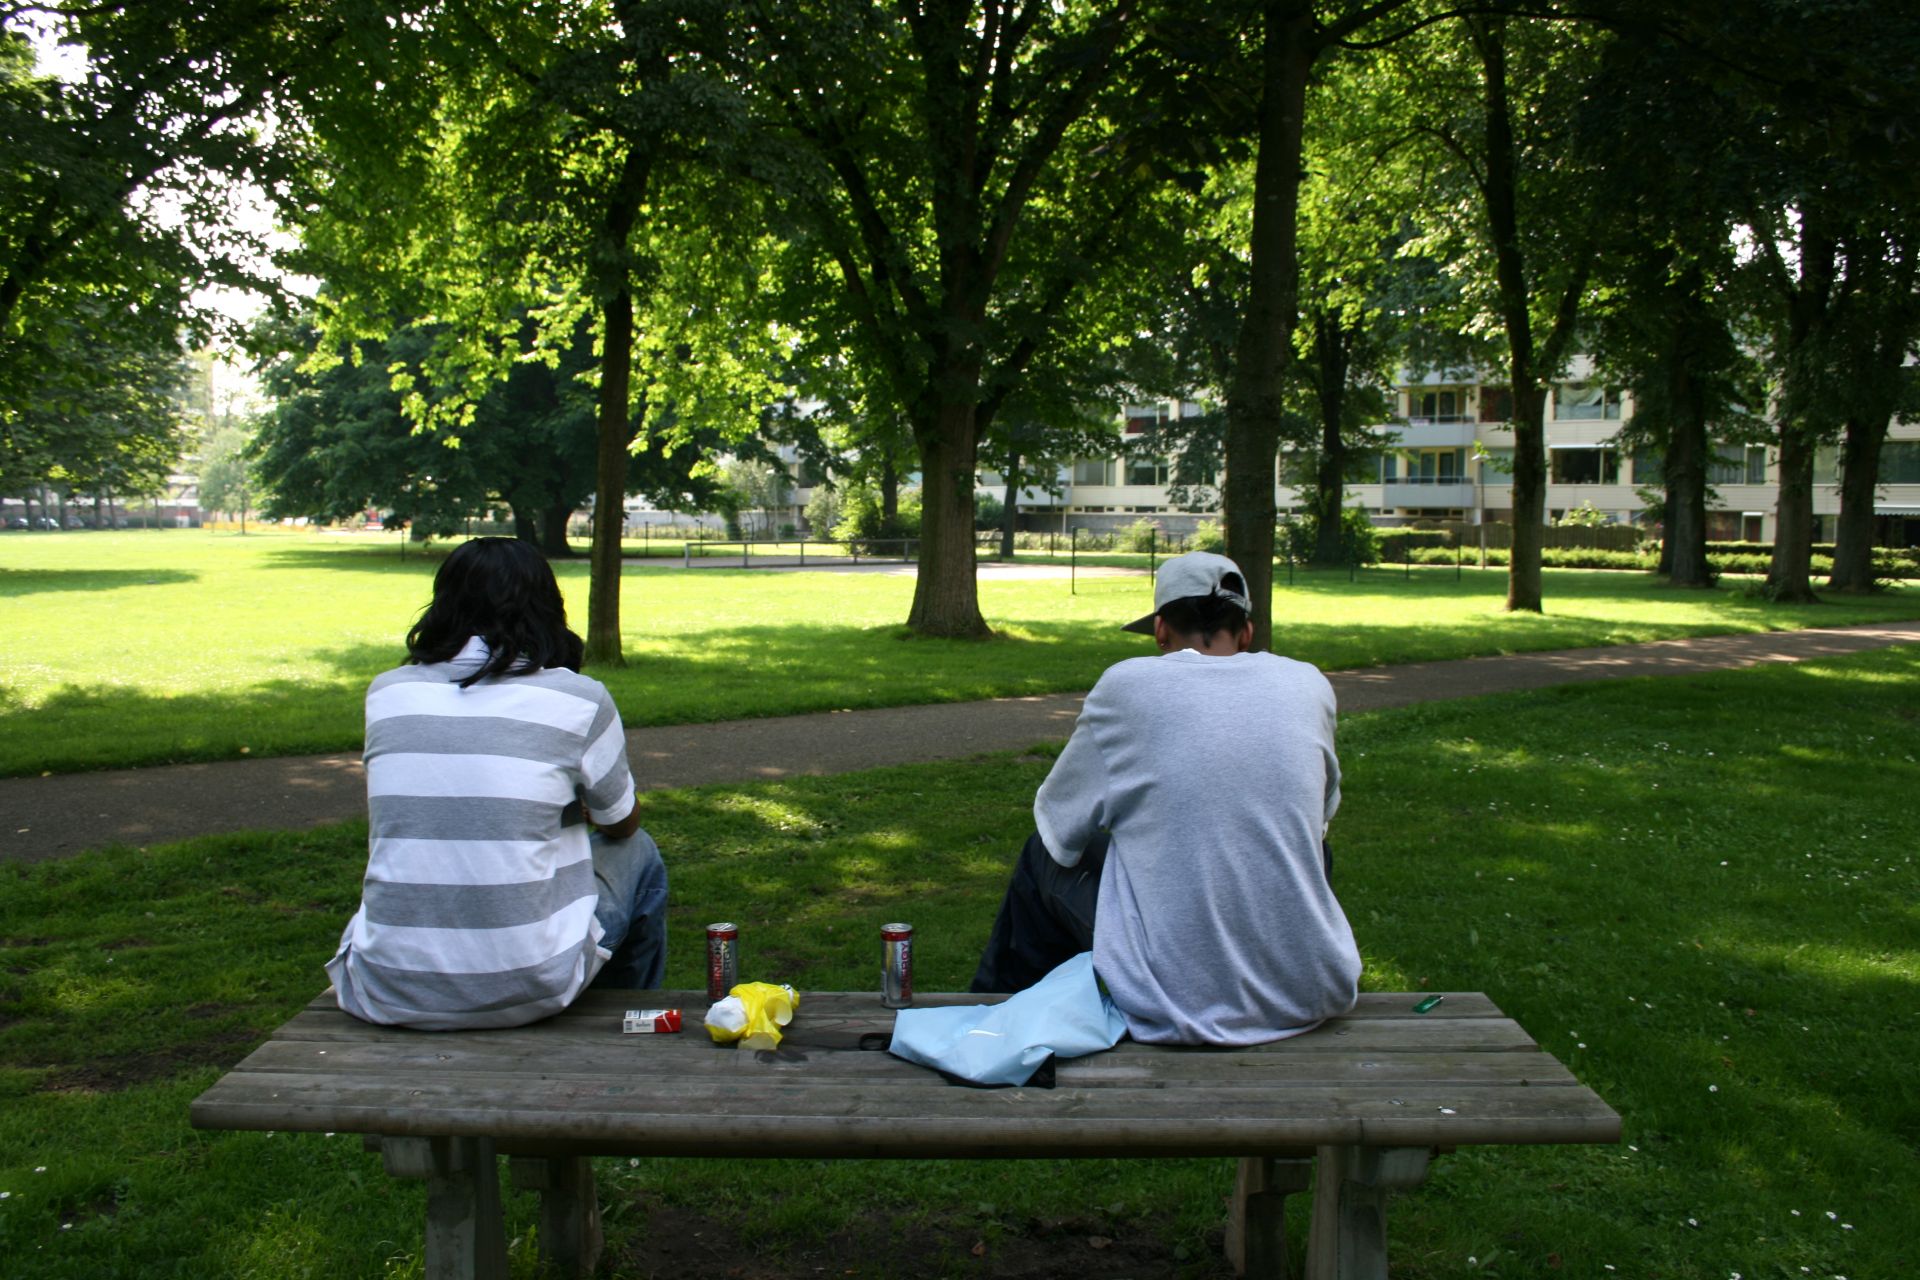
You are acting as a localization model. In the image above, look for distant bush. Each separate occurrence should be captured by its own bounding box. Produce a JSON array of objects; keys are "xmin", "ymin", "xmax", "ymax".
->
[
  {"xmin": 832, "ymin": 484, "xmax": 922, "ymax": 542},
  {"xmin": 1116, "ymin": 518, "xmax": 1164, "ymax": 552},
  {"xmin": 1378, "ymin": 529, "xmax": 1453, "ymax": 560},
  {"xmin": 1188, "ymin": 520, "xmax": 1225, "ymax": 553}
]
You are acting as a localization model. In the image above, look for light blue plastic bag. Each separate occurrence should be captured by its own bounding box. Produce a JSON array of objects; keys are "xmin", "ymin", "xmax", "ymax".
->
[{"xmin": 887, "ymin": 952, "xmax": 1128, "ymax": 1086}]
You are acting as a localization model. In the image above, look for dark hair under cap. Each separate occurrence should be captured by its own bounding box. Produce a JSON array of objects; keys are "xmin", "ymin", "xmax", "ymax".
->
[
  {"xmin": 1156, "ymin": 583, "xmax": 1250, "ymax": 642},
  {"xmin": 407, "ymin": 538, "xmax": 585, "ymax": 687}
]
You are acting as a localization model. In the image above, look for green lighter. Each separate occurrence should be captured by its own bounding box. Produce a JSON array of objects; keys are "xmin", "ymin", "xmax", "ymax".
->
[{"xmin": 1412, "ymin": 994, "xmax": 1444, "ymax": 1014}]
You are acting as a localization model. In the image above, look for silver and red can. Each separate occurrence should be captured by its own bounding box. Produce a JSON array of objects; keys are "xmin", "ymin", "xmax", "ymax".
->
[
  {"xmin": 706, "ymin": 922, "xmax": 739, "ymax": 1002},
  {"xmin": 881, "ymin": 922, "xmax": 913, "ymax": 1008}
]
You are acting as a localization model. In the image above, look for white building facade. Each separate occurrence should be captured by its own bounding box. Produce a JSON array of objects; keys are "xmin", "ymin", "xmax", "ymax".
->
[{"xmin": 981, "ymin": 361, "xmax": 1920, "ymax": 547}]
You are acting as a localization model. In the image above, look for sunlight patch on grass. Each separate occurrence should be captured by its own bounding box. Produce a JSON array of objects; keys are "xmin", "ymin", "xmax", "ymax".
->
[{"xmin": 6, "ymin": 530, "xmax": 1919, "ymax": 776}]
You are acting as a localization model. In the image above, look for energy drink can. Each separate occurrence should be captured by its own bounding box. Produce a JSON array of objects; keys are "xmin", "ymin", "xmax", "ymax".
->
[
  {"xmin": 881, "ymin": 922, "xmax": 913, "ymax": 1008},
  {"xmin": 706, "ymin": 922, "xmax": 739, "ymax": 1002}
]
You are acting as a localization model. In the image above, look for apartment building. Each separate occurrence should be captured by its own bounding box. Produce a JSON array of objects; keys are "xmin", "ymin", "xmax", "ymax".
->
[{"xmin": 1005, "ymin": 360, "xmax": 1920, "ymax": 547}]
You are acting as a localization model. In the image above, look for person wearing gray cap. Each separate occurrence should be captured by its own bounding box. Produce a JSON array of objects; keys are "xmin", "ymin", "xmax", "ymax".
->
[{"xmin": 969, "ymin": 550, "xmax": 1361, "ymax": 1046}]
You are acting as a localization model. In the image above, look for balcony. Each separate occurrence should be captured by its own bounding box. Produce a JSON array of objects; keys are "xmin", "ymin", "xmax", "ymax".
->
[
  {"xmin": 1387, "ymin": 421, "xmax": 1480, "ymax": 449},
  {"xmin": 1383, "ymin": 479, "xmax": 1478, "ymax": 509}
]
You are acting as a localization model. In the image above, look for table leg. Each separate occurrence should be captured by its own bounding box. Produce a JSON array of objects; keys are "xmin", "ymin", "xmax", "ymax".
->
[
  {"xmin": 1303, "ymin": 1145, "xmax": 1431, "ymax": 1280},
  {"xmin": 510, "ymin": 1155, "xmax": 603, "ymax": 1278},
  {"xmin": 1227, "ymin": 1153, "xmax": 1315, "ymax": 1277},
  {"xmin": 380, "ymin": 1135, "xmax": 510, "ymax": 1280}
]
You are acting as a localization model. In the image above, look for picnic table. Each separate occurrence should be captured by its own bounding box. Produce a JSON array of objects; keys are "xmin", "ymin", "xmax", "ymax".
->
[{"xmin": 190, "ymin": 988, "xmax": 1618, "ymax": 1279}]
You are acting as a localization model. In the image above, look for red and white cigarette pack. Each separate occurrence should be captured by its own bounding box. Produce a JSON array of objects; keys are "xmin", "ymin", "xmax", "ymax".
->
[{"xmin": 622, "ymin": 1008, "xmax": 683, "ymax": 1034}]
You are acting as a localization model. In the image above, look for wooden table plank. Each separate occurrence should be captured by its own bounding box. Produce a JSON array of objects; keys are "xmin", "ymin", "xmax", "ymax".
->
[
  {"xmin": 190, "ymin": 1069, "xmax": 1619, "ymax": 1154},
  {"xmin": 266, "ymin": 1009, "xmax": 1539, "ymax": 1054},
  {"xmin": 230, "ymin": 1038, "xmax": 1580, "ymax": 1089},
  {"xmin": 300, "ymin": 988, "xmax": 1507, "ymax": 1021}
]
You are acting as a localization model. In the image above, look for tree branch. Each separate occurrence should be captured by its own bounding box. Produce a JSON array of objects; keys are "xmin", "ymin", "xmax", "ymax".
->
[{"xmin": 978, "ymin": 2, "xmax": 1133, "ymax": 303}]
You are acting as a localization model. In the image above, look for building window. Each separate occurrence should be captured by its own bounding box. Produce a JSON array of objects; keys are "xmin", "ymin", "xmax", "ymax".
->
[
  {"xmin": 1881, "ymin": 441, "xmax": 1920, "ymax": 484},
  {"xmin": 1125, "ymin": 456, "xmax": 1170, "ymax": 486},
  {"xmin": 1072, "ymin": 457, "xmax": 1115, "ymax": 486},
  {"xmin": 1550, "ymin": 448, "xmax": 1620, "ymax": 484},
  {"xmin": 1409, "ymin": 388, "xmax": 1468, "ymax": 423},
  {"xmin": 1478, "ymin": 386, "xmax": 1515, "ymax": 423},
  {"xmin": 1707, "ymin": 445, "xmax": 1767, "ymax": 486},
  {"xmin": 1384, "ymin": 449, "xmax": 1468, "ymax": 482},
  {"xmin": 1556, "ymin": 384, "xmax": 1623, "ymax": 420}
]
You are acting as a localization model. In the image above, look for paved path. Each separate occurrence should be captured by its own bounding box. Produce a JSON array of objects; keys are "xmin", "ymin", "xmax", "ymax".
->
[{"xmin": 4, "ymin": 621, "xmax": 1916, "ymax": 864}]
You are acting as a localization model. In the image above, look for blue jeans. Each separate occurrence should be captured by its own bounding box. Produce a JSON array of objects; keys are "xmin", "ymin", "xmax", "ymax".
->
[{"xmin": 588, "ymin": 828, "xmax": 669, "ymax": 989}]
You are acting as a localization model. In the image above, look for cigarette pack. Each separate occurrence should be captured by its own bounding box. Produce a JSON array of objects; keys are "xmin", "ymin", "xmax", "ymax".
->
[{"xmin": 622, "ymin": 1008, "xmax": 683, "ymax": 1034}]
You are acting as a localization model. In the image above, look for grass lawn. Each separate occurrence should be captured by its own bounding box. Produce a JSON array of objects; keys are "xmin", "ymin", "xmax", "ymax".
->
[
  {"xmin": 3, "ymin": 529, "xmax": 1918, "ymax": 778},
  {"xmin": 1, "ymin": 647, "xmax": 1914, "ymax": 1278}
]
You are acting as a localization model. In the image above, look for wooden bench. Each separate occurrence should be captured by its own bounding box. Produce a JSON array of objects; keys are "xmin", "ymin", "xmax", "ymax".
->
[{"xmin": 190, "ymin": 989, "xmax": 1618, "ymax": 1279}]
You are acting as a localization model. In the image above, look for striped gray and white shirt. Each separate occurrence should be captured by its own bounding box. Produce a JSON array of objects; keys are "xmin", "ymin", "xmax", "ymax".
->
[{"xmin": 327, "ymin": 636, "xmax": 638, "ymax": 1029}]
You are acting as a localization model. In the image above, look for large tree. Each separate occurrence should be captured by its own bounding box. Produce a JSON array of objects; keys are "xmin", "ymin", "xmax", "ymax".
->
[
  {"xmin": 1824, "ymin": 226, "xmax": 1920, "ymax": 593},
  {"xmin": 1212, "ymin": 0, "xmax": 1435, "ymax": 646},
  {"xmin": 279, "ymin": 1, "xmax": 774, "ymax": 663},
  {"xmin": 0, "ymin": 4, "xmax": 316, "ymax": 395},
  {"xmin": 734, "ymin": 0, "xmax": 1207, "ymax": 636},
  {"xmin": 1575, "ymin": 12, "xmax": 1764, "ymax": 589},
  {"xmin": 1712, "ymin": 0, "xmax": 1920, "ymax": 601},
  {"xmin": 252, "ymin": 310, "xmax": 727, "ymax": 543}
]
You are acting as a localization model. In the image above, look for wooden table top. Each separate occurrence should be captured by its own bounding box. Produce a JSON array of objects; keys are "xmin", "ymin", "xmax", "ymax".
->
[{"xmin": 189, "ymin": 990, "xmax": 1620, "ymax": 1159}]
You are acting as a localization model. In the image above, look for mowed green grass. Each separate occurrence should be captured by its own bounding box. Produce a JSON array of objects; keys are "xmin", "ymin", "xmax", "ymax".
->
[
  {"xmin": 1, "ymin": 649, "xmax": 1914, "ymax": 1278},
  {"xmin": 3, "ymin": 529, "xmax": 1918, "ymax": 777}
]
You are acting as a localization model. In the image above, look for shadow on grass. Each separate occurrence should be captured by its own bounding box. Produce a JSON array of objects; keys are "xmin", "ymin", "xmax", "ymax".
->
[
  {"xmin": 0, "ymin": 567, "xmax": 199, "ymax": 596},
  {"xmin": 255, "ymin": 541, "xmax": 453, "ymax": 575},
  {"xmin": 0, "ymin": 667, "xmax": 381, "ymax": 777}
]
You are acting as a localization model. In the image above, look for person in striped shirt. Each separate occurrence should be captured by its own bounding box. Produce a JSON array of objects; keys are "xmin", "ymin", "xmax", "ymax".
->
[{"xmin": 327, "ymin": 538, "xmax": 667, "ymax": 1029}]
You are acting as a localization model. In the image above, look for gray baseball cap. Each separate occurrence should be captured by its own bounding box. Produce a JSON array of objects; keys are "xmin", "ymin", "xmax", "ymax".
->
[{"xmin": 1122, "ymin": 551, "xmax": 1254, "ymax": 634}]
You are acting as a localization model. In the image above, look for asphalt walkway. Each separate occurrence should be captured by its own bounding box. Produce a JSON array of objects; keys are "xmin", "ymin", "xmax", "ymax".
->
[{"xmin": 4, "ymin": 620, "xmax": 1916, "ymax": 864}]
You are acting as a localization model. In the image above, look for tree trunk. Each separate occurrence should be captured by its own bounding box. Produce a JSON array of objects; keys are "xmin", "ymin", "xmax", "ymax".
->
[
  {"xmin": 512, "ymin": 505, "xmax": 540, "ymax": 544},
  {"xmin": 1308, "ymin": 313, "xmax": 1351, "ymax": 568},
  {"xmin": 1665, "ymin": 361, "xmax": 1713, "ymax": 587},
  {"xmin": 1223, "ymin": 2, "xmax": 1314, "ymax": 651},
  {"xmin": 1829, "ymin": 412, "xmax": 1889, "ymax": 592},
  {"xmin": 1470, "ymin": 14, "xmax": 1548, "ymax": 614},
  {"xmin": 540, "ymin": 503, "xmax": 575, "ymax": 558},
  {"xmin": 906, "ymin": 399, "xmax": 988, "ymax": 637},
  {"xmin": 1765, "ymin": 213, "xmax": 1836, "ymax": 604},
  {"xmin": 586, "ymin": 287, "xmax": 635, "ymax": 665},
  {"xmin": 1766, "ymin": 425, "xmax": 1819, "ymax": 602},
  {"xmin": 880, "ymin": 455, "xmax": 900, "ymax": 531},
  {"xmin": 1000, "ymin": 456, "xmax": 1019, "ymax": 559},
  {"xmin": 583, "ymin": 146, "xmax": 651, "ymax": 667},
  {"xmin": 1657, "ymin": 484, "xmax": 1675, "ymax": 576},
  {"xmin": 1507, "ymin": 383, "xmax": 1547, "ymax": 610}
]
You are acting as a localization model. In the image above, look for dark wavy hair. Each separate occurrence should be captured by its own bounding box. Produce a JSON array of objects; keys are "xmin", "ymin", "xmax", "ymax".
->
[{"xmin": 406, "ymin": 538, "xmax": 585, "ymax": 687}]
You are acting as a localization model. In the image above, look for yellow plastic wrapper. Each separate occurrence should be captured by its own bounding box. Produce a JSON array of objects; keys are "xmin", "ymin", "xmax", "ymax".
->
[{"xmin": 704, "ymin": 982, "xmax": 800, "ymax": 1050}]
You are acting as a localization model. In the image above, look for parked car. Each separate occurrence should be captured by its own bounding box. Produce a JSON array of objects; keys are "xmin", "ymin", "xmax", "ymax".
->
[{"xmin": 4, "ymin": 517, "xmax": 27, "ymax": 530}]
